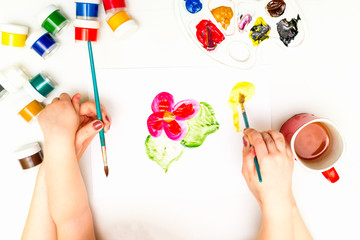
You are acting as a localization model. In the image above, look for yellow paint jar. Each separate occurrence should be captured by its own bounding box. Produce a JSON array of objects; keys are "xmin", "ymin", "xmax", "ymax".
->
[
  {"xmin": 0, "ymin": 24, "xmax": 28, "ymax": 47},
  {"xmin": 18, "ymin": 100, "xmax": 44, "ymax": 122},
  {"xmin": 107, "ymin": 11, "xmax": 138, "ymax": 40}
]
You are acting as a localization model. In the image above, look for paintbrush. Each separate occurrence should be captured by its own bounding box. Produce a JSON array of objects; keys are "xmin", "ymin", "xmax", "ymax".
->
[
  {"xmin": 87, "ymin": 41, "xmax": 108, "ymax": 177},
  {"xmin": 239, "ymin": 94, "xmax": 262, "ymax": 183}
]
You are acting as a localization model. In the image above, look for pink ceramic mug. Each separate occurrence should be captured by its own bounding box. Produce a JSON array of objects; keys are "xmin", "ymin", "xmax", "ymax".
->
[{"xmin": 280, "ymin": 113, "xmax": 345, "ymax": 183}]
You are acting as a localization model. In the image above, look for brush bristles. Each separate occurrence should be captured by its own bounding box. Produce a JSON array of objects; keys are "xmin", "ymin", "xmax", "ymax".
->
[{"xmin": 104, "ymin": 166, "xmax": 109, "ymax": 177}]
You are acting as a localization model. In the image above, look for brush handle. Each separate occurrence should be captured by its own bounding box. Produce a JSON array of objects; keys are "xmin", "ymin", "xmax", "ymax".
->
[
  {"xmin": 87, "ymin": 41, "xmax": 106, "ymax": 147},
  {"xmin": 242, "ymin": 108, "xmax": 262, "ymax": 182}
]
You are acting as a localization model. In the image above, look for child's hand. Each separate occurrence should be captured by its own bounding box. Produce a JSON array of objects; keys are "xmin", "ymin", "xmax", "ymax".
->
[
  {"xmin": 38, "ymin": 93, "xmax": 112, "ymax": 160},
  {"xmin": 242, "ymin": 128, "xmax": 294, "ymax": 211}
]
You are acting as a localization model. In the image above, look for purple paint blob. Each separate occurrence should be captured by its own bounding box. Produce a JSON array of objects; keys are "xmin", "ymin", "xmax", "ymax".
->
[
  {"xmin": 185, "ymin": 0, "xmax": 202, "ymax": 14},
  {"xmin": 239, "ymin": 14, "xmax": 252, "ymax": 31}
]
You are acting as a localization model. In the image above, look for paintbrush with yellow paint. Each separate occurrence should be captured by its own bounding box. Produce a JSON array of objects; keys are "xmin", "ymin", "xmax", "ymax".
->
[{"xmin": 228, "ymin": 82, "xmax": 262, "ymax": 182}]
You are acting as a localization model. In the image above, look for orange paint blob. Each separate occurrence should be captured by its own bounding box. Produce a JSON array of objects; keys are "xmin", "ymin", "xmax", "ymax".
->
[{"xmin": 211, "ymin": 6, "xmax": 233, "ymax": 30}]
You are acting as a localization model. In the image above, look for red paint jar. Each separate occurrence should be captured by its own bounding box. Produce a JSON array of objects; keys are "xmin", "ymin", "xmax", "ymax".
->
[
  {"xmin": 73, "ymin": 19, "xmax": 100, "ymax": 42},
  {"xmin": 103, "ymin": 0, "xmax": 126, "ymax": 14}
]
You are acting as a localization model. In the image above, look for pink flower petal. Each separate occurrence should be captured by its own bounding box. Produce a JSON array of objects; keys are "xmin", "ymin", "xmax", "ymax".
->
[
  {"xmin": 164, "ymin": 120, "xmax": 188, "ymax": 141},
  {"xmin": 151, "ymin": 92, "xmax": 174, "ymax": 113},
  {"xmin": 173, "ymin": 99, "xmax": 200, "ymax": 121},
  {"xmin": 147, "ymin": 112, "xmax": 164, "ymax": 137}
]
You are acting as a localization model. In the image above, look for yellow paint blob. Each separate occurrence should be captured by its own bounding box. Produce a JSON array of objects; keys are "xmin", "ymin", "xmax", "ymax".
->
[
  {"xmin": 163, "ymin": 111, "xmax": 176, "ymax": 123},
  {"xmin": 228, "ymin": 82, "xmax": 256, "ymax": 132},
  {"xmin": 211, "ymin": 6, "xmax": 233, "ymax": 30},
  {"xmin": 107, "ymin": 11, "xmax": 131, "ymax": 31},
  {"xmin": 1, "ymin": 32, "xmax": 27, "ymax": 47},
  {"xmin": 18, "ymin": 100, "xmax": 44, "ymax": 122}
]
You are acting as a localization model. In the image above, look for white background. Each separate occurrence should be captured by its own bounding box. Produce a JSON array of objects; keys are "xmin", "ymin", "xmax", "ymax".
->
[{"xmin": 0, "ymin": 0, "xmax": 360, "ymax": 239}]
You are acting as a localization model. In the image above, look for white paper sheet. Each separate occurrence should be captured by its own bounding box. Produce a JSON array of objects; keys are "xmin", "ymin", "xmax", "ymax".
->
[{"xmin": 88, "ymin": 66, "xmax": 271, "ymax": 239}]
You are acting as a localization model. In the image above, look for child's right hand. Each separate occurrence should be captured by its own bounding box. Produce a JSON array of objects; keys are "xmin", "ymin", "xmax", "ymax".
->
[{"xmin": 242, "ymin": 128, "xmax": 295, "ymax": 211}]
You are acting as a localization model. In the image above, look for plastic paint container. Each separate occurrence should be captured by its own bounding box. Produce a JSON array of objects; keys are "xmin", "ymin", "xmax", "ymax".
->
[
  {"xmin": 74, "ymin": 20, "xmax": 100, "ymax": 42},
  {"xmin": 0, "ymin": 66, "xmax": 30, "ymax": 93},
  {"xmin": 14, "ymin": 142, "xmax": 43, "ymax": 170},
  {"xmin": 18, "ymin": 99, "xmax": 44, "ymax": 122},
  {"xmin": 24, "ymin": 73, "xmax": 55, "ymax": 102},
  {"xmin": 0, "ymin": 84, "xmax": 8, "ymax": 101},
  {"xmin": 107, "ymin": 11, "xmax": 138, "ymax": 39},
  {"xmin": 75, "ymin": 0, "xmax": 100, "ymax": 20},
  {"xmin": 26, "ymin": 29, "xmax": 58, "ymax": 59},
  {"xmin": 103, "ymin": 0, "xmax": 126, "ymax": 14},
  {"xmin": 38, "ymin": 5, "xmax": 69, "ymax": 35},
  {"xmin": 0, "ymin": 24, "xmax": 28, "ymax": 47}
]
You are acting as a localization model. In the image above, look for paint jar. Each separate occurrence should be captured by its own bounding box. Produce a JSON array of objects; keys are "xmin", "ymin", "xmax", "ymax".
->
[
  {"xmin": 0, "ymin": 83, "xmax": 8, "ymax": 101},
  {"xmin": 0, "ymin": 65, "xmax": 30, "ymax": 94},
  {"xmin": 14, "ymin": 142, "xmax": 43, "ymax": 170},
  {"xmin": 107, "ymin": 11, "xmax": 138, "ymax": 40},
  {"xmin": 74, "ymin": 20, "xmax": 100, "ymax": 42},
  {"xmin": 75, "ymin": 0, "xmax": 100, "ymax": 20},
  {"xmin": 17, "ymin": 98, "xmax": 44, "ymax": 123},
  {"xmin": 38, "ymin": 5, "xmax": 69, "ymax": 36},
  {"xmin": 24, "ymin": 73, "xmax": 55, "ymax": 102},
  {"xmin": 0, "ymin": 24, "xmax": 28, "ymax": 47},
  {"xmin": 25, "ymin": 29, "xmax": 58, "ymax": 59},
  {"xmin": 103, "ymin": 0, "xmax": 126, "ymax": 14}
]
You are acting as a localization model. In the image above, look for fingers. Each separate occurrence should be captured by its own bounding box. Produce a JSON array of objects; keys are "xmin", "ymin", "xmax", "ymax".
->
[
  {"xmin": 79, "ymin": 101, "xmax": 111, "ymax": 131},
  {"xmin": 261, "ymin": 132, "xmax": 278, "ymax": 153},
  {"xmin": 59, "ymin": 93, "xmax": 71, "ymax": 102},
  {"xmin": 244, "ymin": 128, "xmax": 268, "ymax": 160},
  {"xmin": 75, "ymin": 120, "xmax": 104, "ymax": 158},
  {"xmin": 268, "ymin": 130, "xmax": 286, "ymax": 152},
  {"xmin": 51, "ymin": 97, "xmax": 60, "ymax": 103},
  {"xmin": 242, "ymin": 135, "xmax": 256, "ymax": 179},
  {"xmin": 71, "ymin": 93, "xmax": 81, "ymax": 113}
]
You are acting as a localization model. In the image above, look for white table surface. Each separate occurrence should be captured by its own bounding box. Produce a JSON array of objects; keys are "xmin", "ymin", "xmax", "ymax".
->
[{"xmin": 0, "ymin": 0, "xmax": 360, "ymax": 239}]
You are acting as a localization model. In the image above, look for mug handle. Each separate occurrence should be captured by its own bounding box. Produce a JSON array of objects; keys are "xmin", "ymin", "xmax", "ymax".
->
[{"xmin": 322, "ymin": 167, "xmax": 339, "ymax": 183}]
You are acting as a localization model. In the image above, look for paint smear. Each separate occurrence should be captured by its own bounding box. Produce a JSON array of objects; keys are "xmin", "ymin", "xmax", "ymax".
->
[
  {"xmin": 211, "ymin": 6, "xmax": 233, "ymax": 30},
  {"xmin": 266, "ymin": 0, "xmax": 286, "ymax": 17},
  {"xmin": 185, "ymin": 0, "xmax": 203, "ymax": 14},
  {"xmin": 249, "ymin": 17, "xmax": 271, "ymax": 46},
  {"xmin": 228, "ymin": 82, "xmax": 255, "ymax": 132},
  {"xmin": 277, "ymin": 15, "xmax": 301, "ymax": 46},
  {"xmin": 196, "ymin": 19, "xmax": 225, "ymax": 51},
  {"xmin": 181, "ymin": 102, "xmax": 220, "ymax": 148},
  {"xmin": 145, "ymin": 134, "xmax": 184, "ymax": 172}
]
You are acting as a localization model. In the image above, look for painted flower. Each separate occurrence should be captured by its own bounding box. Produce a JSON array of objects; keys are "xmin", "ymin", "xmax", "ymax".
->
[{"xmin": 147, "ymin": 92, "xmax": 200, "ymax": 141}]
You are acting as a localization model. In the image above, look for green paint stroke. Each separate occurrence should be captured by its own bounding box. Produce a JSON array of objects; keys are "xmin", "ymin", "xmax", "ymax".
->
[
  {"xmin": 181, "ymin": 102, "xmax": 220, "ymax": 148},
  {"xmin": 145, "ymin": 135, "xmax": 184, "ymax": 172}
]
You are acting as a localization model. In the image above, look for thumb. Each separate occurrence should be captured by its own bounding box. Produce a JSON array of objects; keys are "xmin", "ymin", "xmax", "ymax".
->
[{"xmin": 76, "ymin": 120, "xmax": 103, "ymax": 148}]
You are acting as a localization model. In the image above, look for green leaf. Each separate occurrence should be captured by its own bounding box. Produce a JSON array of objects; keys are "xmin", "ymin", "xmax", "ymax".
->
[
  {"xmin": 181, "ymin": 102, "xmax": 220, "ymax": 148},
  {"xmin": 145, "ymin": 134, "xmax": 184, "ymax": 172}
]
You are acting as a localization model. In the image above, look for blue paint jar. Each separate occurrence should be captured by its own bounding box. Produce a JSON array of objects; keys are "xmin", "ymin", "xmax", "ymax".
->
[
  {"xmin": 25, "ymin": 29, "xmax": 58, "ymax": 59},
  {"xmin": 75, "ymin": 0, "xmax": 100, "ymax": 20}
]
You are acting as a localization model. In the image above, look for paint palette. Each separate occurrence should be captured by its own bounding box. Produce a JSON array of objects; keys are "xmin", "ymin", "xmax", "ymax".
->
[{"xmin": 175, "ymin": 0, "xmax": 306, "ymax": 69}]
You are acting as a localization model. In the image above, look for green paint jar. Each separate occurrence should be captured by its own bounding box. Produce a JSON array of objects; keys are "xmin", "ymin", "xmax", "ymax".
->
[
  {"xmin": 24, "ymin": 73, "xmax": 55, "ymax": 102},
  {"xmin": 38, "ymin": 5, "xmax": 69, "ymax": 35}
]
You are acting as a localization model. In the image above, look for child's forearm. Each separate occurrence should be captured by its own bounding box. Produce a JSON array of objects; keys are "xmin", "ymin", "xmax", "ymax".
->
[
  {"xmin": 44, "ymin": 135, "xmax": 94, "ymax": 235},
  {"xmin": 293, "ymin": 201, "xmax": 313, "ymax": 240},
  {"xmin": 22, "ymin": 164, "xmax": 57, "ymax": 240}
]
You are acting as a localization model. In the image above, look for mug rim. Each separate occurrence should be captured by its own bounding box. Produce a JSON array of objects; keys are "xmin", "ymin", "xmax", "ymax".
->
[{"xmin": 290, "ymin": 118, "xmax": 346, "ymax": 172}]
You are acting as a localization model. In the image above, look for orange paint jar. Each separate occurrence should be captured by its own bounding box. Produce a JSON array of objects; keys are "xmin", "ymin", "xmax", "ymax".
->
[
  {"xmin": 107, "ymin": 11, "xmax": 138, "ymax": 39},
  {"xmin": 18, "ymin": 100, "xmax": 44, "ymax": 122}
]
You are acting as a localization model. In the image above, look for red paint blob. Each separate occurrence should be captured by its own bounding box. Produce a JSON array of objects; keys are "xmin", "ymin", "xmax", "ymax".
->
[
  {"xmin": 166, "ymin": 120, "xmax": 182, "ymax": 136},
  {"xmin": 173, "ymin": 103, "xmax": 195, "ymax": 118},
  {"xmin": 196, "ymin": 20, "xmax": 225, "ymax": 51}
]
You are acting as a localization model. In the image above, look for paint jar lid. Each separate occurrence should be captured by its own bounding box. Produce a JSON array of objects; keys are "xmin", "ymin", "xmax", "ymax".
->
[
  {"xmin": 37, "ymin": 5, "xmax": 60, "ymax": 25},
  {"xmin": 25, "ymin": 29, "xmax": 48, "ymax": 47},
  {"xmin": 75, "ymin": 0, "xmax": 101, "ymax": 4},
  {"xmin": 13, "ymin": 142, "xmax": 41, "ymax": 160},
  {"xmin": 114, "ymin": 19, "xmax": 138, "ymax": 40},
  {"xmin": 0, "ymin": 66, "xmax": 30, "ymax": 91},
  {"xmin": 73, "ymin": 19, "xmax": 100, "ymax": 29},
  {"xmin": 0, "ymin": 24, "xmax": 28, "ymax": 34}
]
